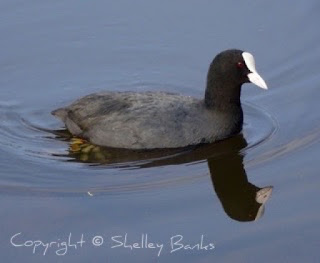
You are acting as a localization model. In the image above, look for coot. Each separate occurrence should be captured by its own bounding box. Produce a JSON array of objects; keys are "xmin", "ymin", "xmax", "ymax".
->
[{"xmin": 52, "ymin": 49, "xmax": 267, "ymax": 149}]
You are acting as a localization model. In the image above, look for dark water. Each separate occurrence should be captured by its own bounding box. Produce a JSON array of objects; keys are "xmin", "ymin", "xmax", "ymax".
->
[{"xmin": 1, "ymin": 1, "xmax": 319, "ymax": 262}]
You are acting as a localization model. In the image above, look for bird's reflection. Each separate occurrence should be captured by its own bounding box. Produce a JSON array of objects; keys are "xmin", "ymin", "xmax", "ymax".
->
[
  {"xmin": 53, "ymin": 130, "xmax": 272, "ymax": 222},
  {"xmin": 206, "ymin": 135, "xmax": 272, "ymax": 221}
]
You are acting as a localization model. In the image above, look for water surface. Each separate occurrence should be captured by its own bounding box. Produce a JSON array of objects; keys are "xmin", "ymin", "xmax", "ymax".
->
[{"xmin": 0, "ymin": 1, "xmax": 319, "ymax": 262}]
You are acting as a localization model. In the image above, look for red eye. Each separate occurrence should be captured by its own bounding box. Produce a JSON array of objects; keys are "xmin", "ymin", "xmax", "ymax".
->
[{"xmin": 237, "ymin": 61, "xmax": 245, "ymax": 69}]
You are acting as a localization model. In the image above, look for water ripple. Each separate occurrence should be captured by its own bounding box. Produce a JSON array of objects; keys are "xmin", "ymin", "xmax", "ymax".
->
[{"xmin": 0, "ymin": 101, "xmax": 281, "ymax": 196}]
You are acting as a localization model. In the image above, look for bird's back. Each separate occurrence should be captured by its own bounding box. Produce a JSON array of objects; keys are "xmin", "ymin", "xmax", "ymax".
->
[{"xmin": 52, "ymin": 91, "xmax": 241, "ymax": 149}]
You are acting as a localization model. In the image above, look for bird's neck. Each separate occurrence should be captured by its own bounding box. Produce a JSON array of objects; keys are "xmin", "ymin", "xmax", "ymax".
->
[
  {"xmin": 204, "ymin": 76, "xmax": 242, "ymax": 112},
  {"xmin": 204, "ymin": 76, "xmax": 244, "ymax": 134}
]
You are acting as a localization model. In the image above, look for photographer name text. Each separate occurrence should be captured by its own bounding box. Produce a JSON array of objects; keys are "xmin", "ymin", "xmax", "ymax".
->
[{"xmin": 10, "ymin": 232, "xmax": 215, "ymax": 257}]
